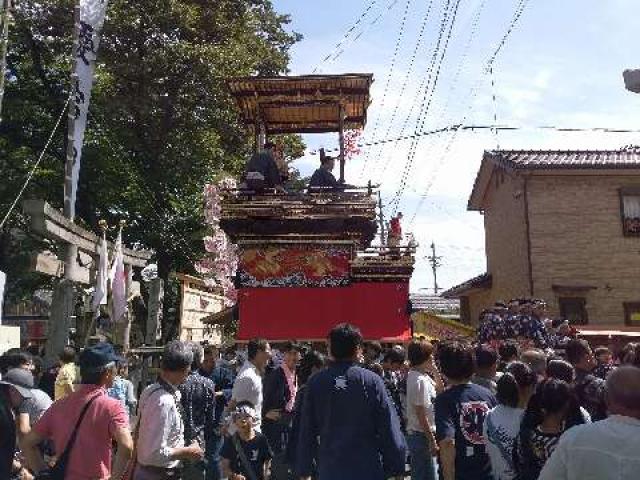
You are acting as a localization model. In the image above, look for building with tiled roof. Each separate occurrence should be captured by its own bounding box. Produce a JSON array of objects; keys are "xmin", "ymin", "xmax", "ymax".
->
[{"xmin": 446, "ymin": 148, "xmax": 640, "ymax": 329}]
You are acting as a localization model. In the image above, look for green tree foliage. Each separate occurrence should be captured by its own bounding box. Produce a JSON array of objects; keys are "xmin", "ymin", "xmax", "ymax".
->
[{"xmin": 0, "ymin": 1, "xmax": 303, "ymax": 305}]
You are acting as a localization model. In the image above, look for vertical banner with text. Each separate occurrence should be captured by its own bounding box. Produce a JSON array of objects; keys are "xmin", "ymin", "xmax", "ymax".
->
[{"xmin": 64, "ymin": 0, "xmax": 110, "ymax": 219}]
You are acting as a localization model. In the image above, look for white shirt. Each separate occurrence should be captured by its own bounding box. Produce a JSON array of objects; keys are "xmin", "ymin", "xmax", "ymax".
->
[
  {"xmin": 483, "ymin": 405, "xmax": 525, "ymax": 480},
  {"xmin": 539, "ymin": 415, "xmax": 640, "ymax": 480},
  {"xmin": 406, "ymin": 369, "xmax": 436, "ymax": 434},
  {"xmin": 136, "ymin": 383, "xmax": 184, "ymax": 468},
  {"xmin": 231, "ymin": 361, "xmax": 263, "ymax": 431}
]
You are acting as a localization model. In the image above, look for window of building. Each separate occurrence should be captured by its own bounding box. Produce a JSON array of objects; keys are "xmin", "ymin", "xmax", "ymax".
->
[
  {"xmin": 624, "ymin": 302, "xmax": 640, "ymax": 326},
  {"xmin": 559, "ymin": 297, "xmax": 588, "ymax": 325},
  {"xmin": 620, "ymin": 190, "xmax": 640, "ymax": 236}
]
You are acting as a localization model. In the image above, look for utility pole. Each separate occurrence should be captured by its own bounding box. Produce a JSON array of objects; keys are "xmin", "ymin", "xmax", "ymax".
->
[
  {"xmin": 377, "ymin": 192, "xmax": 386, "ymax": 245},
  {"xmin": 427, "ymin": 241, "xmax": 442, "ymax": 295}
]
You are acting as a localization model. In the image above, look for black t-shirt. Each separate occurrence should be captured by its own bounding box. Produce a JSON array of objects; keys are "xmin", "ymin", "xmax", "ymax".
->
[
  {"xmin": 435, "ymin": 383, "xmax": 496, "ymax": 480},
  {"xmin": 0, "ymin": 397, "xmax": 16, "ymax": 480},
  {"xmin": 221, "ymin": 432, "xmax": 273, "ymax": 480}
]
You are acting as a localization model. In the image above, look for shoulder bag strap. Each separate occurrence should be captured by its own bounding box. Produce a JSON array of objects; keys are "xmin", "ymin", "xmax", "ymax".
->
[
  {"xmin": 232, "ymin": 433, "xmax": 260, "ymax": 480},
  {"xmin": 51, "ymin": 392, "xmax": 101, "ymax": 471}
]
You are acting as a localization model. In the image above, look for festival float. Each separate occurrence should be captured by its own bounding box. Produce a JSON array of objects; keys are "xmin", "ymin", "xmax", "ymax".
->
[{"xmin": 205, "ymin": 74, "xmax": 415, "ymax": 342}]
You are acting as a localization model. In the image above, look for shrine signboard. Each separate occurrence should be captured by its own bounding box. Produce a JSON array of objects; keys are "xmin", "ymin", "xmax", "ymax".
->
[{"xmin": 177, "ymin": 274, "xmax": 224, "ymax": 344}]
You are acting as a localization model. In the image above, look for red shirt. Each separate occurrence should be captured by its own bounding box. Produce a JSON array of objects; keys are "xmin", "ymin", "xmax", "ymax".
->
[
  {"xmin": 390, "ymin": 217, "xmax": 402, "ymax": 237},
  {"xmin": 34, "ymin": 384, "xmax": 129, "ymax": 480}
]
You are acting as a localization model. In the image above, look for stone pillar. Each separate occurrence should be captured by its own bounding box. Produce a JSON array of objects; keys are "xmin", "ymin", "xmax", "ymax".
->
[
  {"xmin": 120, "ymin": 263, "xmax": 133, "ymax": 352},
  {"xmin": 146, "ymin": 278, "xmax": 164, "ymax": 345},
  {"xmin": 44, "ymin": 279, "xmax": 75, "ymax": 364}
]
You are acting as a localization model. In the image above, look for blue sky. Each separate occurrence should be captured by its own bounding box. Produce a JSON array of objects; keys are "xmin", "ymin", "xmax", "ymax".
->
[{"xmin": 272, "ymin": 0, "xmax": 640, "ymax": 293}]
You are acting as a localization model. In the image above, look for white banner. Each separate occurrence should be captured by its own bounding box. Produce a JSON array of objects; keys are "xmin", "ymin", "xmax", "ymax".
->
[
  {"xmin": 65, "ymin": 0, "xmax": 110, "ymax": 218},
  {"xmin": 92, "ymin": 231, "xmax": 108, "ymax": 312},
  {"xmin": 0, "ymin": 270, "xmax": 5, "ymax": 324},
  {"xmin": 111, "ymin": 229, "xmax": 127, "ymax": 323}
]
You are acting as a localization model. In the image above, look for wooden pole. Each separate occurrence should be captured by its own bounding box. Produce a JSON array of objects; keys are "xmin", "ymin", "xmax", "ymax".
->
[
  {"xmin": 338, "ymin": 104, "xmax": 345, "ymax": 183},
  {"xmin": 44, "ymin": 4, "xmax": 82, "ymax": 362}
]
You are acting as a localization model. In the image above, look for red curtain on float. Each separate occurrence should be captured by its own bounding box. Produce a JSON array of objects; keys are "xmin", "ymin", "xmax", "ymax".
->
[{"xmin": 237, "ymin": 282, "xmax": 411, "ymax": 341}]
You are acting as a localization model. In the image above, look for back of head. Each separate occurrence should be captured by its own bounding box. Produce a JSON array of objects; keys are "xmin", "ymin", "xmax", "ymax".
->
[
  {"xmin": 620, "ymin": 343, "xmax": 640, "ymax": 367},
  {"xmin": 282, "ymin": 341, "xmax": 303, "ymax": 354},
  {"xmin": 475, "ymin": 345, "xmax": 498, "ymax": 371},
  {"xmin": 384, "ymin": 346, "xmax": 407, "ymax": 366},
  {"xmin": 546, "ymin": 359, "xmax": 575, "ymax": 383},
  {"xmin": 438, "ymin": 341, "xmax": 474, "ymax": 381},
  {"xmin": 189, "ymin": 342, "xmax": 204, "ymax": 371},
  {"xmin": 298, "ymin": 351, "xmax": 327, "ymax": 385},
  {"xmin": 565, "ymin": 339, "xmax": 591, "ymax": 366},
  {"xmin": 407, "ymin": 340, "xmax": 433, "ymax": 367},
  {"xmin": 606, "ymin": 366, "xmax": 640, "ymax": 418},
  {"xmin": 365, "ymin": 341, "xmax": 382, "ymax": 357},
  {"xmin": 538, "ymin": 378, "xmax": 572, "ymax": 415},
  {"xmin": 1, "ymin": 350, "xmax": 32, "ymax": 372},
  {"xmin": 521, "ymin": 349, "xmax": 547, "ymax": 376},
  {"xmin": 161, "ymin": 340, "xmax": 194, "ymax": 372},
  {"xmin": 496, "ymin": 361, "xmax": 537, "ymax": 407},
  {"xmin": 499, "ymin": 341, "xmax": 520, "ymax": 362},
  {"xmin": 329, "ymin": 323, "xmax": 363, "ymax": 361},
  {"xmin": 60, "ymin": 346, "xmax": 77, "ymax": 364},
  {"xmin": 203, "ymin": 344, "xmax": 218, "ymax": 358},
  {"xmin": 247, "ymin": 338, "xmax": 269, "ymax": 361}
]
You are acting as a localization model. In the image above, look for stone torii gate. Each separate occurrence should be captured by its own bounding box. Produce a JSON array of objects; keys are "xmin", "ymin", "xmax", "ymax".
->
[{"xmin": 23, "ymin": 200, "xmax": 153, "ymax": 359}]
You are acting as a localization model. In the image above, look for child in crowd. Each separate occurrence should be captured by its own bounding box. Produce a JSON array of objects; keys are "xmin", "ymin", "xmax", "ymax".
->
[{"xmin": 221, "ymin": 401, "xmax": 273, "ymax": 480}]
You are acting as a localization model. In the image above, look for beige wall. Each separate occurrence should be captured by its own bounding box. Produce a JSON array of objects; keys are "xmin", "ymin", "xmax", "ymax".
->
[
  {"xmin": 483, "ymin": 168, "xmax": 531, "ymax": 305},
  {"xmin": 468, "ymin": 289, "xmax": 493, "ymax": 326},
  {"xmin": 526, "ymin": 174, "xmax": 640, "ymax": 325}
]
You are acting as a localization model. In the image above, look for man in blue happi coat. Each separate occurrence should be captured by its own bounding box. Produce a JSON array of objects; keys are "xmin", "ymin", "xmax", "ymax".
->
[{"xmin": 295, "ymin": 323, "xmax": 407, "ymax": 480}]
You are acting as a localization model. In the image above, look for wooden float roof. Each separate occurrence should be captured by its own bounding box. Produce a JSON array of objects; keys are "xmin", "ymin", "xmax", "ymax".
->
[{"xmin": 227, "ymin": 74, "xmax": 373, "ymax": 134}]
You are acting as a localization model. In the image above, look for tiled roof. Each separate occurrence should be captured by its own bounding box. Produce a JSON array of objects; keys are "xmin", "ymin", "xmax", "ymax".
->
[
  {"xmin": 441, "ymin": 273, "xmax": 492, "ymax": 299},
  {"xmin": 487, "ymin": 147, "xmax": 640, "ymax": 170}
]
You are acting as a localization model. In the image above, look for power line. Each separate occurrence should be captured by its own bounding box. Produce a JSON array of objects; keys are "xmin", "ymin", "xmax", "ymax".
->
[
  {"xmin": 408, "ymin": 0, "xmax": 536, "ymax": 224},
  {"xmin": 390, "ymin": 0, "xmax": 464, "ymax": 212},
  {"xmin": 313, "ymin": 0, "xmax": 378, "ymax": 72},
  {"xmin": 485, "ymin": 0, "xmax": 530, "ymax": 72},
  {"xmin": 359, "ymin": 0, "xmax": 414, "ymax": 178},
  {"xmin": 359, "ymin": 0, "xmax": 436, "ymax": 182},
  {"xmin": 373, "ymin": 0, "xmax": 455, "ymax": 180},
  {"xmin": 312, "ymin": 123, "xmax": 640, "ymax": 155},
  {"xmin": 314, "ymin": 0, "xmax": 399, "ymax": 72}
]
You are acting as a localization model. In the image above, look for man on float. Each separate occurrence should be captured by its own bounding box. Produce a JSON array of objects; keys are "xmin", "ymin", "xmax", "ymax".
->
[
  {"xmin": 243, "ymin": 141, "xmax": 284, "ymax": 192},
  {"xmin": 308, "ymin": 150, "xmax": 340, "ymax": 191}
]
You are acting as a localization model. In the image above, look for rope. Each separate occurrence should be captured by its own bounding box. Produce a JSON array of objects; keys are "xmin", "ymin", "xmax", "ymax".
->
[{"xmin": 0, "ymin": 95, "xmax": 71, "ymax": 231}]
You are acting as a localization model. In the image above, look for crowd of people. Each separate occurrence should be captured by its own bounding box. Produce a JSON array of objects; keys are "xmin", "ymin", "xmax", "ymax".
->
[
  {"xmin": 1, "ymin": 324, "xmax": 639, "ymax": 480},
  {"xmin": 476, "ymin": 298, "xmax": 578, "ymax": 350}
]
